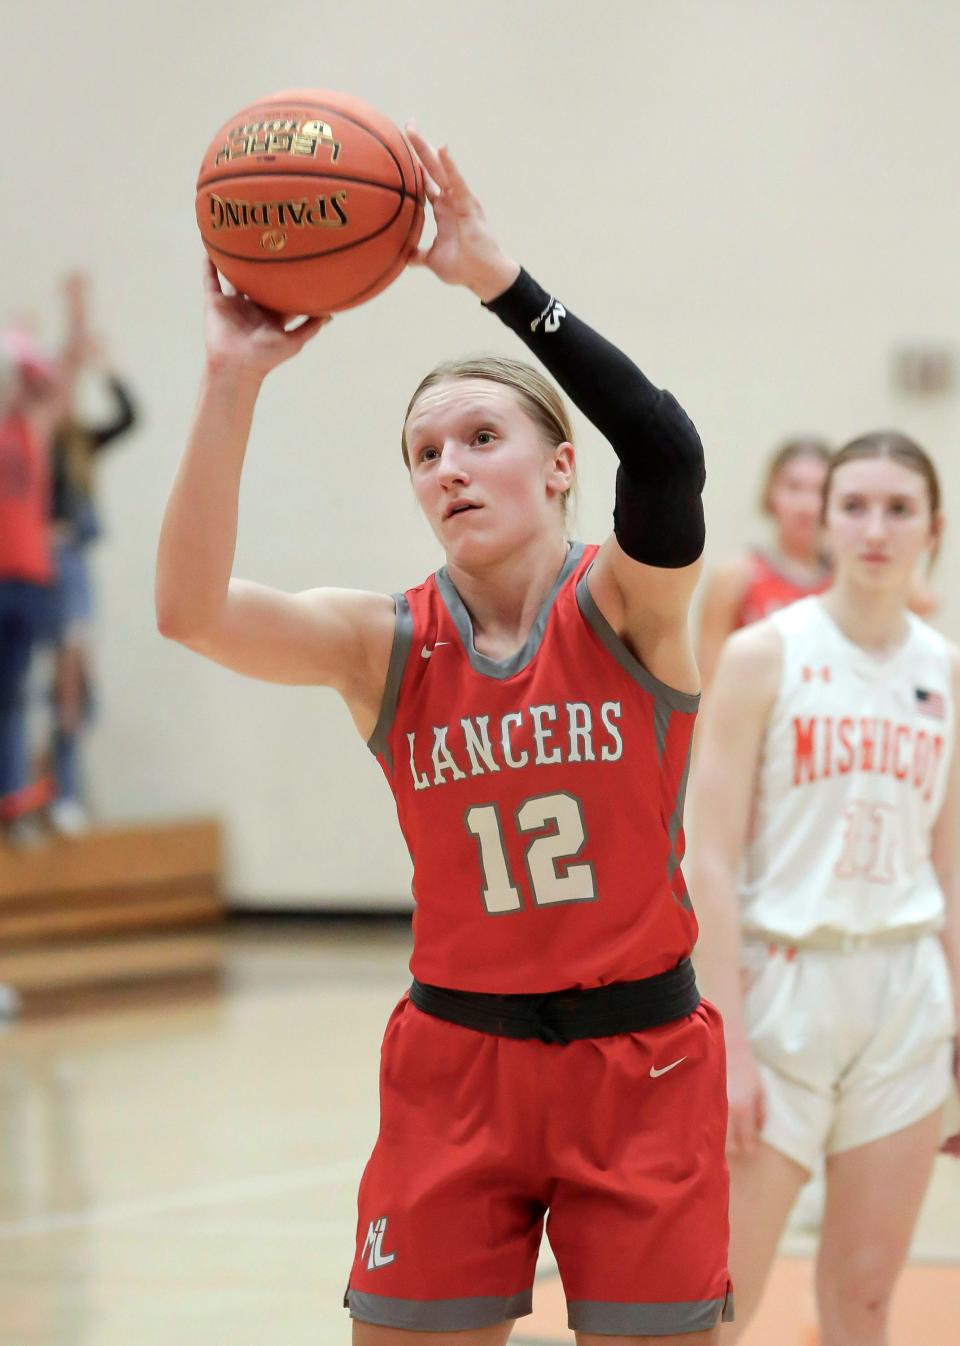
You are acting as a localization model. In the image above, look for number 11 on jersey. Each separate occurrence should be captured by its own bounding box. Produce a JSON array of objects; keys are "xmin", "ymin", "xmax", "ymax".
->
[{"xmin": 465, "ymin": 792, "xmax": 597, "ymax": 914}]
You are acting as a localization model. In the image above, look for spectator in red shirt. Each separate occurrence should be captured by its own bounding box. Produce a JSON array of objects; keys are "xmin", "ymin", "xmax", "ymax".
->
[{"xmin": 0, "ymin": 328, "xmax": 68, "ymax": 844}]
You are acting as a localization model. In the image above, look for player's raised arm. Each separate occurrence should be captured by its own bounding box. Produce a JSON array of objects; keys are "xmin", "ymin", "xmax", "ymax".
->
[
  {"xmin": 155, "ymin": 264, "xmax": 393, "ymax": 707},
  {"xmin": 406, "ymin": 125, "xmax": 705, "ymax": 681},
  {"xmin": 482, "ymin": 268, "xmax": 706, "ymax": 610}
]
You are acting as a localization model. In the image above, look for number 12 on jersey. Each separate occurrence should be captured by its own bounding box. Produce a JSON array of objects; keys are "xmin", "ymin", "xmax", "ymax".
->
[{"xmin": 465, "ymin": 792, "xmax": 597, "ymax": 913}]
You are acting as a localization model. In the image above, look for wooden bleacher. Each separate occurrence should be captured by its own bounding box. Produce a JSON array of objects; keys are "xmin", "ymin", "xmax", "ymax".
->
[{"xmin": 0, "ymin": 818, "xmax": 225, "ymax": 1015}]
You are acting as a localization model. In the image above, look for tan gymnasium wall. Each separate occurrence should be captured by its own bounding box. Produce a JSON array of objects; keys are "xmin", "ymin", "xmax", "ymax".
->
[{"xmin": 4, "ymin": 0, "xmax": 958, "ymax": 906}]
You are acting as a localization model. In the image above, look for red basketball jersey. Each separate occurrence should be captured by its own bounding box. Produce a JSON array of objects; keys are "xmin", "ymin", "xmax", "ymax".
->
[
  {"xmin": 370, "ymin": 543, "xmax": 700, "ymax": 993},
  {"xmin": 0, "ymin": 414, "xmax": 52, "ymax": 583},
  {"xmin": 734, "ymin": 549, "xmax": 830, "ymax": 629}
]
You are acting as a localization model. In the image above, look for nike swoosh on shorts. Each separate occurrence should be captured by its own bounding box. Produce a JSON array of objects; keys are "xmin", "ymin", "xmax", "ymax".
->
[{"xmin": 649, "ymin": 1056, "xmax": 687, "ymax": 1078}]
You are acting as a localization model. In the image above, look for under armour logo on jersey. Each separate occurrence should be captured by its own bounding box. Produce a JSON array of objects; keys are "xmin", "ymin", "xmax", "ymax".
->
[
  {"xmin": 530, "ymin": 297, "xmax": 566, "ymax": 334},
  {"xmin": 802, "ymin": 665, "xmax": 831, "ymax": 683},
  {"xmin": 362, "ymin": 1216, "xmax": 396, "ymax": 1270}
]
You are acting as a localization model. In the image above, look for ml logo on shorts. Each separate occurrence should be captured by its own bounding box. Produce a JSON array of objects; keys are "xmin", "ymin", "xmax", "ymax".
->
[{"xmin": 362, "ymin": 1216, "xmax": 397, "ymax": 1270}]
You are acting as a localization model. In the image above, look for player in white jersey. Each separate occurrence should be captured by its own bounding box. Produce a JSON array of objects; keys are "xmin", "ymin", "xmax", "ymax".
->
[{"xmin": 690, "ymin": 433, "xmax": 960, "ymax": 1344}]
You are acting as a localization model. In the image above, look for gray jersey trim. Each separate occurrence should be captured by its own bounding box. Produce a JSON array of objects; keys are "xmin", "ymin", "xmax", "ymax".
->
[
  {"xmin": 435, "ymin": 542, "xmax": 585, "ymax": 681},
  {"xmin": 345, "ymin": 1287, "xmax": 533, "ymax": 1331},
  {"xmin": 667, "ymin": 740, "xmax": 695, "ymax": 912},
  {"xmin": 568, "ymin": 1290, "xmax": 734, "ymax": 1335},
  {"xmin": 366, "ymin": 593, "xmax": 413, "ymax": 770},
  {"xmin": 576, "ymin": 566, "xmax": 701, "ymax": 715}
]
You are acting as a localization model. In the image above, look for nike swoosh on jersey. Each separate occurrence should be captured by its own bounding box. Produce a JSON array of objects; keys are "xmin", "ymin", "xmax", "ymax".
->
[
  {"xmin": 649, "ymin": 1056, "xmax": 687, "ymax": 1078},
  {"xmin": 421, "ymin": 642, "xmax": 451, "ymax": 659}
]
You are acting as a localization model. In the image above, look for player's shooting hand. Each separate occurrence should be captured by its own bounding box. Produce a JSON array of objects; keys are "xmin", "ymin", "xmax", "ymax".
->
[
  {"xmin": 726, "ymin": 1037, "xmax": 766, "ymax": 1157},
  {"xmin": 405, "ymin": 124, "xmax": 520, "ymax": 304},
  {"xmin": 202, "ymin": 260, "xmax": 330, "ymax": 380}
]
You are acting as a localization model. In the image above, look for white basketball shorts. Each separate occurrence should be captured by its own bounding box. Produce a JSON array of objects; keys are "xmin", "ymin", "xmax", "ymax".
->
[{"xmin": 740, "ymin": 933, "xmax": 956, "ymax": 1173}]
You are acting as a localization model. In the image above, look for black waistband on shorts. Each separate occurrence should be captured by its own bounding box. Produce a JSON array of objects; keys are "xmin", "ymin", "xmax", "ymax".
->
[{"xmin": 408, "ymin": 958, "xmax": 700, "ymax": 1045}]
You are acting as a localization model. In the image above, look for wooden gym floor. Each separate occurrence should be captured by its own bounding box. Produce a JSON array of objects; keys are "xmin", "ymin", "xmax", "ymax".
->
[{"xmin": 0, "ymin": 919, "xmax": 957, "ymax": 1345}]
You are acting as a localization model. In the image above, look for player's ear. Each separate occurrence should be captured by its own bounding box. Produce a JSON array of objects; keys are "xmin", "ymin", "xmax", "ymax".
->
[{"xmin": 547, "ymin": 442, "xmax": 575, "ymax": 497}]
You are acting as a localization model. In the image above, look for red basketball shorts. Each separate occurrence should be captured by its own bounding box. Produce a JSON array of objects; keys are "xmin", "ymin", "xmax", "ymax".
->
[{"xmin": 345, "ymin": 994, "xmax": 733, "ymax": 1336}]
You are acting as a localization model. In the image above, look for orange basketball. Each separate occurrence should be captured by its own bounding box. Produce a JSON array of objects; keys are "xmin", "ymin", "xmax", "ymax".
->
[{"xmin": 196, "ymin": 89, "xmax": 425, "ymax": 315}]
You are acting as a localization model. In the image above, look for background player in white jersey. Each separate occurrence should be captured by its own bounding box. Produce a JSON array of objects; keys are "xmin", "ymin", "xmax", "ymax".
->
[{"xmin": 691, "ymin": 434, "xmax": 960, "ymax": 1344}]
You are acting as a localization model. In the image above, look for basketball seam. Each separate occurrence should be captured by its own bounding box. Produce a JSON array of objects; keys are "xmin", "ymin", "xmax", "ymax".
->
[
  {"xmin": 397, "ymin": 129, "xmax": 420, "ymax": 200},
  {"xmin": 203, "ymin": 192, "xmax": 414, "ymax": 266},
  {"xmin": 198, "ymin": 99, "xmax": 410, "ymax": 195},
  {"xmin": 198, "ymin": 170, "xmax": 406, "ymax": 197}
]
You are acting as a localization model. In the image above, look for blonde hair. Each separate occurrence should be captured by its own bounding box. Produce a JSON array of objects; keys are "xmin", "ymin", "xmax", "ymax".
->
[{"xmin": 402, "ymin": 355, "xmax": 576, "ymax": 517}]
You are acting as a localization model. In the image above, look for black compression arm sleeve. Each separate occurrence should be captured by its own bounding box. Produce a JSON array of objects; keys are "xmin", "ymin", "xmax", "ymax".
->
[{"xmin": 484, "ymin": 268, "xmax": 705, "ymax": 567}]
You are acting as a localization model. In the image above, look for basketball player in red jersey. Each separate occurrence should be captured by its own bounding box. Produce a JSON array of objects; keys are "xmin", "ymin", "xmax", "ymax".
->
[
  {"xmin": 691, "ymin": 438, "xmax": 959, "ymax": 1343},
  {"xmin": 157, "ymin": 126, "xmax": 732, "ymax": 1343},
  {"xmin": 696, "ymin": 440, "xmax": 832, "ymax": 690}
]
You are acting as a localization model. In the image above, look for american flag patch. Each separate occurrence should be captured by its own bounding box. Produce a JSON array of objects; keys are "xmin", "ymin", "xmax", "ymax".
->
[{"xmin": 916, "ymin": 687, "xmax": 946, "ymax": 720}]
